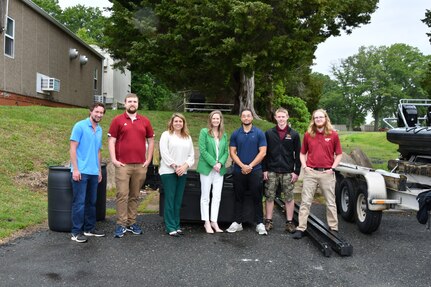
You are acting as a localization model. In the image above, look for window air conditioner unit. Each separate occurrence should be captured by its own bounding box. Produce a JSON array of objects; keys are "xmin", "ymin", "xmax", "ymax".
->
[
  {"xmin": 41, "ymin": 78, "xmax": 60, "ymax": 92},
  {"xmin": 94, "ymin": 95, "xmax": 104, "ymax": 103}
]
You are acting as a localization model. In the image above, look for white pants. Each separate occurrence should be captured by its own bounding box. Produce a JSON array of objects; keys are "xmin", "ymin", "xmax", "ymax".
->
[{"xmin": 200, "ymin": 170, "xmax": 224, "ymax": 222}]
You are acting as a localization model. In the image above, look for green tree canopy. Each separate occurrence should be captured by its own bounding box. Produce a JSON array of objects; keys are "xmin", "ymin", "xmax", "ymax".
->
[
  {"xmin": 329, "ymin": 44, "xmax": 430, "ymax": 130},
  {"xmin": 104, "ymin": 0, "xmax": 378, "ymax": 117},
  {"xmin": 61, "ymin": 5, "xmax": 106, "ymax": 44},
  {"xmin": 314, "ymin": 73, "xmax": 354, "ymax": 126},
  {"xmin": 32, "ymin": 0, "xmax": 106, "ymax": 45},
  {"xmin": 32, "ymin": 0, "xmax": 62, "ymax": 18},
  {"xmin": 131, "ymin": 73, "xmax": 175, "ymax": 110}
]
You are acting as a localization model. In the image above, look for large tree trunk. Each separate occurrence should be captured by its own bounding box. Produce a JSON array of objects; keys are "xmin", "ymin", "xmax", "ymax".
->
[
  {"xmin": 347, "ymin": 117, "xmax": 353, "ymax": 131},
  {"xmin": 238, "ymin": 70, "xmax": 260, "ymax": 119},
  {"xmin": 373, "ymin": 111, "xmax": 379, "ymax": 131}
]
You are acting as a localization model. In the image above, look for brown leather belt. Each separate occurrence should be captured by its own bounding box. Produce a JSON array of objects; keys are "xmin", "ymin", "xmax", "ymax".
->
[{"xmin": 312, "ymin": 167, "xmax": 331, "ymax": 171}]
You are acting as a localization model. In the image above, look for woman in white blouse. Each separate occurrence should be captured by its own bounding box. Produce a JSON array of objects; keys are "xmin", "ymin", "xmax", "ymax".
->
[{"xmin": 159, "ymin": 113, "xmax": 195, "ymax": 237}]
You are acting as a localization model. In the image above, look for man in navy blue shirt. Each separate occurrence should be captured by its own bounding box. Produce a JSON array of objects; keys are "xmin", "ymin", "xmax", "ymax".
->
[{"xmin": 227, "ymin": 109, "xmax": 267, "ymax": 235}]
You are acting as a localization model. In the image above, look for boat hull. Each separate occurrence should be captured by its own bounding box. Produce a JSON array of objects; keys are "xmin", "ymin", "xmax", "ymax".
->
[{"xmin": 387, "ymin": 128, "xmax": 431, "ymax": 158}]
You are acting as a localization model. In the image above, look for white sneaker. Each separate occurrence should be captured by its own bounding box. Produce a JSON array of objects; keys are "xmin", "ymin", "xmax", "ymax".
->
[
  {"xmin": 256, "ymin": 223, "xmax": 268, "ymax": 235},
  {"xmin": 226, "ymin": 222, "xmax": 243, "ymax": 233}
]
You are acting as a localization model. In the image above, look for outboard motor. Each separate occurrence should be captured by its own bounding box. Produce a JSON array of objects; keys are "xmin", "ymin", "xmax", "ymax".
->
[
  {"xmin": 397, "ymin": 104, "xmax": 417, "ymax": 127},
  {"xmin": 388, "ymin": 99, "xmax": 431, "ymax": 159}
]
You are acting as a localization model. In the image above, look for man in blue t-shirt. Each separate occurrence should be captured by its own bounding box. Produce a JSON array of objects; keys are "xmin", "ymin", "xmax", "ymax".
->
[
  {"xmin": 227, "ymin": 109, "xmax": 267, "ymax": 235},
  {"xmin": 69, "ymin": 102, "xmax": 105, "ymax": 243}
]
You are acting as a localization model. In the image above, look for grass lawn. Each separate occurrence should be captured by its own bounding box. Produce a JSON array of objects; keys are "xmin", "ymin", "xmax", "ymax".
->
[
  {"xmin": 0, "ymin": 105, "xmax": 398, "ymax": 240},
  {"xmin": 339, "ymin": 131, "xmax": 399, "ymax": 170}
]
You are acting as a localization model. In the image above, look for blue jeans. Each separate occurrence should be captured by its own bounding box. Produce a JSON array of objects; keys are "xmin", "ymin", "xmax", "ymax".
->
[{"xmin": 71, "ymin": 174, "xmax": 98, "ymax": 235}]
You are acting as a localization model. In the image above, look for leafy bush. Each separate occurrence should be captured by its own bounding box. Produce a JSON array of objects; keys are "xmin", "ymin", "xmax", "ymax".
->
[
  {"xmin": 132, "ymin": 73, "xmax": 181, "ymax": 110},
  {"xmin": 273, "ymin": 95, "xmax": 310, "ymax": 133}
]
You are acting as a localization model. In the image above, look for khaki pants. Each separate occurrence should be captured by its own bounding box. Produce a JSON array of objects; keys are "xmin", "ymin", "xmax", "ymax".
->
[
  {"xmin": 297, "ymin": 169, "xmax": 338, "ymax": 231},
  {"xmin": 115, "ymin": 164, "xmax": 147, "ymax": 226}
]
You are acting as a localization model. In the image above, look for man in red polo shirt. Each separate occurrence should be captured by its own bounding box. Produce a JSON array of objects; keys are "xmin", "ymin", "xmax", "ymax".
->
[
  {"xmin": 292, "ymin": 109, "xmax": 342, "ymax": 239},
  {"xmin": 108, "ymin": 93, "xmax": 155, "ymax": 238}
]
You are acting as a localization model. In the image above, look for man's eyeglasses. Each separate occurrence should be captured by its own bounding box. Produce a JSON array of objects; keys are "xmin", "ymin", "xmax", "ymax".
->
[{"xmin": 314, "ymin": 116, "xmax": 325, "ymax": 120}]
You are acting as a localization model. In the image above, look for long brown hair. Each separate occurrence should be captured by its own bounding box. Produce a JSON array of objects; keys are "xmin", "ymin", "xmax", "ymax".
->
[
  {"xmin": 307, "ymin": 109, "xmax": 334, "ymax": 137},
  {"xmin": 207, "ymin": 110, "xmax": 225, "ymax": 139},
  {"xmin": 167, "ymin": 113, "xmax": 190, "ymax": 138}
]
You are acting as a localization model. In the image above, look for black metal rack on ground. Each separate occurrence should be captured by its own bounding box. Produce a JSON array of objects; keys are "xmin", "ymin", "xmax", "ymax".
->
[{"xmin": 274, "ymin": 198, "xmax": 353, "ymax": 257}]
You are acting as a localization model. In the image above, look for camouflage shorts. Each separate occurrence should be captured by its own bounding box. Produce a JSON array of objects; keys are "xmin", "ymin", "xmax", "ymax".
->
[{"xmin": 264, "ymin": 172, "xmax": 295, "ymax": 201}]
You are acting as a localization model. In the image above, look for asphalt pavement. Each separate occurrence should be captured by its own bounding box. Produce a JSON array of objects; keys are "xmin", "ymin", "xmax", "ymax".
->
[{"xmin": 0, "ymin": 204, "xmax": 430, "ymax": 287}]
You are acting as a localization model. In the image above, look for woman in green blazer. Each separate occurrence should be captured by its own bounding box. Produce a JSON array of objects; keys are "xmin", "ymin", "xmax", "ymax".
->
[{"xmin": 196, "ymin": 110, "xmax": 229, "ymax": 233}]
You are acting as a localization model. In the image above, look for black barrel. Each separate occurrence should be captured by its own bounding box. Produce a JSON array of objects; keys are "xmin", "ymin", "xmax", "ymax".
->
[
  {"xmin": 96, "ymin": 164, "xmax": 107, "ymax": 221},
  {"xmin": 48, "ymin": 164, "xmax": 107, "ymax": 232},
  {"xmin": 48, "ymin": 166, "xmax": 73, "ymax": 232}
]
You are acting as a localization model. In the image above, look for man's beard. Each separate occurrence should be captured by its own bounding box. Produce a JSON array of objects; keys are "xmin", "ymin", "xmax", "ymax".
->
[
  {"xmin": 91, "ymin": 115, "xmax": 101, "ymax": 123},
  {"xmin": 242, "ymin": 122, "xmax": 252, "ymax": 126},
  {"xmin": 127, "ymin": 107, "xmax": 137, "ymax": 114}
]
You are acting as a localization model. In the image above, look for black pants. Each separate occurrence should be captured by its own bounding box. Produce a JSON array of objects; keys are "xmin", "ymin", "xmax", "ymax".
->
[{"xmin": 233, "ymin": 169, "xmax": 264, "ymax": 224}]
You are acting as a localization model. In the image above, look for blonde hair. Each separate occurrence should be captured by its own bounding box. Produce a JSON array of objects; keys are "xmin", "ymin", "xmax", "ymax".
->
[
  {"xmin": 167, "ymin": 113, "xmax": 190, "ymax": 138},
  {"xmin": 274, "ymin": 107, "xmax": 289, "ymax": 117},
  {"xmin": 307, "ymin": 109, "xmax": 334, "ymax": 137},
  {"xmin": 207, "ymin": 110, "xmax": 225, "ymax": 139}
]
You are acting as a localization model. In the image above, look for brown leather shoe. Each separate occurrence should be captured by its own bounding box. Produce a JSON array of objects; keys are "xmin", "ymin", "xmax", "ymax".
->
[
  {"xmin": 285, "ymin": 221, "xmax": 296, "ymax": 233},
  {"xmin": 264, "ymin": 219, "xmax": 273, "ymax": 231}
]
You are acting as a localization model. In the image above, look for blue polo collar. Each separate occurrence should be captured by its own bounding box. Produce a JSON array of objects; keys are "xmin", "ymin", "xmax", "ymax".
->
[{"xmin": 240, "ymin": 125, "xmax": 255, "ymax": 134}]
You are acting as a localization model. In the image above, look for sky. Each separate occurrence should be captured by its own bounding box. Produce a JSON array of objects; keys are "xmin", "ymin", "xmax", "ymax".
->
[
  {"xmin": 313, "ymin": 0, "xmax": 431, "ymax": 74},
  {"xmin": 58, "ymin": 0, "xmax": 431, "ymax": 75}
]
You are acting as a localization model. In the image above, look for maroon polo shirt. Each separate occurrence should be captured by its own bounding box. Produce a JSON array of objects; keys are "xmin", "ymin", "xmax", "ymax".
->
[
  {"xmin": 108, "ymin": 112, "xmax": 154, "ymax": 164},
  {"xmin": 276, "ymin": 125, "xmax": 288, "ymax": 140},
  {"xmin": 301, "ymin": 130, "xmax": 342, "ymax": 168}
]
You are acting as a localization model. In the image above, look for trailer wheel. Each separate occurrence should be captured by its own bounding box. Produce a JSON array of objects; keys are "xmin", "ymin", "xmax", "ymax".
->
[
  {"xmin": 337, "ymin": 178, "xmax": 356, "ymax": 222},
  {"xmin": 355, "ymin": 189, "xmax": 382, "ymax": 234},
  {"xmin": 335, "ymin": 172, "xmax": 344, "ymax": 214}
]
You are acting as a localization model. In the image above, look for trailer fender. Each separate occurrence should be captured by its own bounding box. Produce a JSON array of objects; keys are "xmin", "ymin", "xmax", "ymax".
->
[{"xmin": 362, "ymin": 172, "xmax": 387, "ymax": 211}]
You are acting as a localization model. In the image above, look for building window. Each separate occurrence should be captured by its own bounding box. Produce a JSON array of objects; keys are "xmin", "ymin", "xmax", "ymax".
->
[
  {"xmin": 93, "ymin": 68, "xmax": 98, "ymax": 90},
  {"xmin": 4, "ymin": 17, "xmax": 14, "ymax": 58}
]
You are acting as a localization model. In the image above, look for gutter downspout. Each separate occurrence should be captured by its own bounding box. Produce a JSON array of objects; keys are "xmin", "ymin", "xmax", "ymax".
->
[{"xmin": 1, "ymin": 0, "xmax": 9, "ymax": 33}]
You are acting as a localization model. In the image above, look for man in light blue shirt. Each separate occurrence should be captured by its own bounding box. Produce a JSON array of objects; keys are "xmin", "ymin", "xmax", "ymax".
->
[{"xmin": 70, "ymin": 102, "xmax": 105, "ymax": 243}]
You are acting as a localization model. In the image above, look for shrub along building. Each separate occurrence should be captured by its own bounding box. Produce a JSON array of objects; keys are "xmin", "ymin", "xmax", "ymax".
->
[{"xmin": 0, "ymin": 0, "xmax": 104, "ymax": 107}]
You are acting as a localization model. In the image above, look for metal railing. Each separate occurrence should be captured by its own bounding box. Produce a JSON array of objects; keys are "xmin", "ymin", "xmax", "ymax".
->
[{"xmin": 183, "ymin": 102, "xmax": 234, "ymax": 113}]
